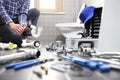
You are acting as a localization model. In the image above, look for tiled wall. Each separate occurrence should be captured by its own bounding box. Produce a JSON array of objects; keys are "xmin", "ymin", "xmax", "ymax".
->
[
  {"xmin": 36, "ymin": 0, "xmax": 105, "ymax": 44},
  {"xmin": 84, "ymin": 0, "xmax": 105, "ymax": 7},
  {"xmin": 37, "ymin": 0, "xmax": 80, "ymax": 44}
]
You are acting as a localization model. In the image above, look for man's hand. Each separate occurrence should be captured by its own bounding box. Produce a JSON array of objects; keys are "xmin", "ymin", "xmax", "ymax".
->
[
  {"xmin": 22, "ymin": 25, "xmax": 31, "ymax": 32},
  {"xmin": 9, "ymin": 22, "xmax": 25, "ymax": 35}
]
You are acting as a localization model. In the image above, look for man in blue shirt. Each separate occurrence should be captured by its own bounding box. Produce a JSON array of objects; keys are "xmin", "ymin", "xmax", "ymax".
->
[{"xmin": 0, "ymin": 0, "xmax": 40, "ymax": 47}]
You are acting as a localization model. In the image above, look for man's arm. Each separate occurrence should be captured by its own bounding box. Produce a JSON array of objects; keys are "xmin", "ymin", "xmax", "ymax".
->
[
  {"xmin": 18, "ymin": 0, "xmax": 30, "ymax": 26},
  {"xmin": 0, "ymin": 0, "xmax": 25, "ymax": 35},
  {"xmin": 0, "ymin": 0, "xmax": 13, "ymax": 24}
]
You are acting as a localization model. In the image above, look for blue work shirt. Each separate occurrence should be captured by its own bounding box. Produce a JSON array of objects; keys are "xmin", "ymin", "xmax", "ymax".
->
[{"xmin": 0, "ymin": 0, "xmax": 30, "ymax": 25}]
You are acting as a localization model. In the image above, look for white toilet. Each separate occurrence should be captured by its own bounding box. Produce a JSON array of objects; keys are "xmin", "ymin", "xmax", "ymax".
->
[
  {"xmin": 55, "ymin": 3, "xmax": 86, "ymax": 35},
  {"xmin": 55, "ymin": 23, "xmax": 84, "ymax": 33}
]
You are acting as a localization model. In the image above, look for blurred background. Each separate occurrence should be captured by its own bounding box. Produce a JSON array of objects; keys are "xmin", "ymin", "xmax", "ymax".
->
[{"xmin": 30, "ymin": 0, "xmax": 104, "ymax": 44}]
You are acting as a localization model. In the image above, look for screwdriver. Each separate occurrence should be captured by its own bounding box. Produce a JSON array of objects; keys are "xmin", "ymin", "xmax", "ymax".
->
[{"xmin": 5, "ymin": 58, "xmax": 54, "ymax": 70}]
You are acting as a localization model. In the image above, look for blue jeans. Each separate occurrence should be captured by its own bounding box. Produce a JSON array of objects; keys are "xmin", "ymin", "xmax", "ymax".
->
[{"xmin": 0, "ymin": 8, "xmax": 40, "ymax": 47}]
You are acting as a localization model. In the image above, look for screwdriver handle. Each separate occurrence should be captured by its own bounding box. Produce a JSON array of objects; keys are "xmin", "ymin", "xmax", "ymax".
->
[
  {"xmin": 5, "ymin": 60, "xmax": 34, "ymax": 69},
  {"xmin": 14, "ymin": 60, "xmax": 39, "ymax": 70}
]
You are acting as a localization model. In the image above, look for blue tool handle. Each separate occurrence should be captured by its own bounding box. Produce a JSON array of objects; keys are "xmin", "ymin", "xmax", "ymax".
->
[
  {"xmin": 5, "ymin": 60, "xmax": 34, "ymax": 69},
  {"xmin": 86, "ymin": 61, "xmax": 98, "ymax": 70},
  {"xmin": 99, "ymin": 64, "xmax": 111, "ymax": 72},
  {"xmin": 74, "ymin": 58, "xmax": 88, "ymax": 66},
  {"xmin": 14, "ymin": 60, "xmax": 39, "ymax": 70}
]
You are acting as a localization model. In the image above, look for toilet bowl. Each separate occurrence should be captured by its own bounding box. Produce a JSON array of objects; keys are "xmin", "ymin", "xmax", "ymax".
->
[
  {"xmin": 55, "ymin": 22, "xmax": 84, "ymax": 34},
  {"xmin": 55, "ymin": 3, "xmax": 86, "ymax": 38}
]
